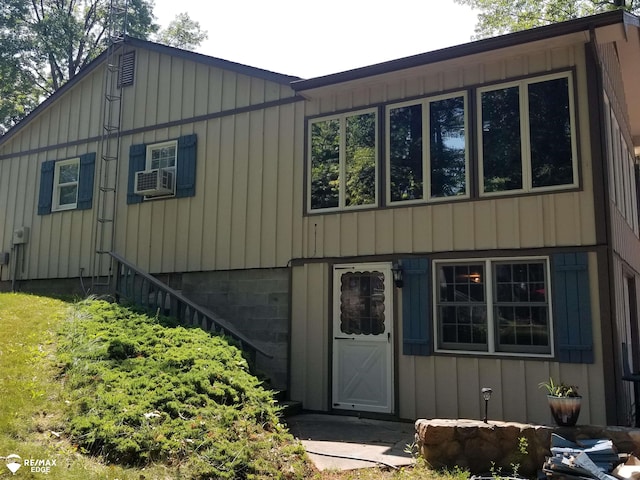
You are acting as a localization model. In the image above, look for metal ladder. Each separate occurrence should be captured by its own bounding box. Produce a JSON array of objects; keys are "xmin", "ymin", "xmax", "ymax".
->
[{"xmin": 91, "ymin": 0, "xmax": 129, "ymax": 291}]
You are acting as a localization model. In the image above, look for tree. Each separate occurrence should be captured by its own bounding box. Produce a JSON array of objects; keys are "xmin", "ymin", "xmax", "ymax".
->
[
  {"xmin": 454, "ymin": 0, "xmax": 640, "ymax": 38},
  {"xmin": 155, "ymin": 12, "xmax": 207, "ymax": 50},
  {"xmin": 0, "ymin": 0, "xmax": 207, "ymax": 134}
]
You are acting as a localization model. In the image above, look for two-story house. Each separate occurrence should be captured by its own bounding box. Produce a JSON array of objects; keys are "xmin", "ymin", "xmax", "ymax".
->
[{"xmin": 1, "ymin": 10, "xmax": 639, "ymax": 426}]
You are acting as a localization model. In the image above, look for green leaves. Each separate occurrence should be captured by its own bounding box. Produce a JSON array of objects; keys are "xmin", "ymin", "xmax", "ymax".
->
[
  {"xmin": 454, "ymin": 0, "xmax": 640, "ymax": 38},
  {"xmin": 58, "ymin": 300, "xmax": 307, "ymax": 478},
  {"xmin": 0, "ymin": 0, "xmax": 207, "ymax": 134},
  {"xmin": 155, "ymin": 12, "xmax": 208, "ymax": 50}
]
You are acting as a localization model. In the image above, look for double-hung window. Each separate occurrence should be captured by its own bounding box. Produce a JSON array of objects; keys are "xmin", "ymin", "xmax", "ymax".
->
[
  {"xmin": 308, "ymin": 109, "xmax": 378, "ymax": 211},
  {"xmin": 38, "ymin": 153, "xmax": 96, "ymax": 215},
  {"xmin": 53, "ymin": 158, "xmax": 80, "ymax": 211},
  {"xmin": 127, "ymin": 134, "xmax": 197, "ymax": 204},
  {"xmin": 148, "ymin": 141, "xmax": 177, "ymax": 171},
  {"xmin": 435, "ymin": 257, "xmax": 552, "ymax": 356},
  {"xmin": 478, "ymin": 72, "xmax": 577, "ymax": 195},
  {"xmin": 387, "ymin": 92, "xmax": 469, "ymax": 203}
]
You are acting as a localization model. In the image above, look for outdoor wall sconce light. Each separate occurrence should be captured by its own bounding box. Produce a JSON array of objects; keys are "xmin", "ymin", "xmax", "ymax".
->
[
  {"xmin": 391, "ymin": 262, "xmax": 403, "ymax": 288},
  {"xmin": 481, "ymin": 387, "xmax": 492, "ymax": 423}
]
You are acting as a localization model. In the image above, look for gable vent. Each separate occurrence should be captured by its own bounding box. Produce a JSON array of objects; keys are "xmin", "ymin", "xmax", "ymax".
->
[{"xmin": 118, "ymin": 51, "xmax": 136, "ymax": 87}]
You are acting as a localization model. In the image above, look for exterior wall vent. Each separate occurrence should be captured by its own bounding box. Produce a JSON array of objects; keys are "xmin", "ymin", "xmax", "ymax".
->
[{"xmin": 118, "ymin": 51, "xmax": 136, "ymax": 88}]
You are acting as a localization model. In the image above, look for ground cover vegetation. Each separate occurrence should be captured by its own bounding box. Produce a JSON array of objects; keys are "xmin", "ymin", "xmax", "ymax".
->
[
  {"xmin": 0, "ymin": 292, "xmax": 477, "ymax": 479},
  {"xmin": 0, "ymin": 293, "xmax": 311, "ymax": 479},
  {"xmin": 57, "ymin": 299, "xmax": 310, "ymax": 478}
]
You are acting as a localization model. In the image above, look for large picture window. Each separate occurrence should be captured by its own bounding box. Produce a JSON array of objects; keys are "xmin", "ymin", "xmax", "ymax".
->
[
  {"xmin": 387, "ymin": 92, "xmax": 469, "ymax": 204},
  {"xmin": 435, "ymin": 258, "xmax": 552, "ymax": 355},
  {"xmin": 306, "ymin": 71, "xmax": 578, "ymax": 212},
  {"xmin": 308, "ymin": 109, "xmax": 378, "ymax": 211},
  {"xmin": 479, "ymin": 72, "xmax": 577, "ymax": 195}
]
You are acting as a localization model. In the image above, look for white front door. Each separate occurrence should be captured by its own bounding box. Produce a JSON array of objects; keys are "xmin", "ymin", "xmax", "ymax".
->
[{"xmin": 332, "ymin": 263, "xmax": 394, "ymax": 413}]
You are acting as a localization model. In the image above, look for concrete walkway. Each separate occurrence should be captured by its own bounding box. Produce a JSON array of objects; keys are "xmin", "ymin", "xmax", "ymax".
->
[{"xmin": 286, "ymin": 414, "xmax": 416, "ymax": 471}]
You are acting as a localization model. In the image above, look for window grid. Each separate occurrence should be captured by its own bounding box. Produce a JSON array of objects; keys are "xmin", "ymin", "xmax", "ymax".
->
[
  {"xmin": 147, "ymin": 141, "xmax": 177, "ymax": 170},
  {"xmin": 437, "ymin": 263, "xmax": 487, "ymax": 350},
  {"xmin": 143, "ymin": 141, "xmax": 178, "ymax": 198},
  {"xmin": 434, "ymin": 258, "xmax": 552, "ymax": 356},
  {"xmin": 493, "ymin": 261, "xmax": 550, "ymax": 353}
]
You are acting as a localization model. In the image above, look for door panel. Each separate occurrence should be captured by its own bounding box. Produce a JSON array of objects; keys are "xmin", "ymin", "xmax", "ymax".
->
[{"xmin": 332, "ymin": 263, "xmax": 393, "ymax": 413}]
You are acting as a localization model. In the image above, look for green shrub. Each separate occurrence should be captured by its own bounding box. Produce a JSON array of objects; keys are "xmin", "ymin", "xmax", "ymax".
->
[{"xmin": 58, "ymin": 299, "xmax": 308, "ymax": 479}]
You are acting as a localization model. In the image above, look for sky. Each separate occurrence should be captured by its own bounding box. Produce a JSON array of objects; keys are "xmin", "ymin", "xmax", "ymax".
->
[{"xmin": 151, "ymin": 0, "xmax": 479, "ymax": 79}]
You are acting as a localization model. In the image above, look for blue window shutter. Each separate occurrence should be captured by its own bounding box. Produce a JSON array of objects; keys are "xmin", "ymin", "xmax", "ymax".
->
[
  {"xmin": 127, "ymin": 143, "xmax": 146, "ymax": 204},
  {"xmin": 37, "ymin": 161, "xmax": 55, "ymax": 215},
  {"xmin": 552, "ymin": 252, "xmax": 594, "ymax": 363},
  {"xmin": 402, "ymin": 258, "xmax": 432, "ymax": 356},
  {"xmin": 176, "ymin": 134, "xmax": 197, "ymax": 198},
  {"xmin": 77, "ymin": 152, "xmax": 96, "ymax": 210}
]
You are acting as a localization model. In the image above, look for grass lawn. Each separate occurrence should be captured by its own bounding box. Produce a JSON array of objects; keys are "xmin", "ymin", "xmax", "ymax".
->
[{"xmin": 0, "ymin": 292, "xmax": 461, "ymax": 480}]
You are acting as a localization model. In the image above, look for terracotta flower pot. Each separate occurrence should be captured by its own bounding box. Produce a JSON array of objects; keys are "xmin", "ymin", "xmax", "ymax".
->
[{"xmin": 547, "ymin": 395, "xmax": 582, "ymax": 426}]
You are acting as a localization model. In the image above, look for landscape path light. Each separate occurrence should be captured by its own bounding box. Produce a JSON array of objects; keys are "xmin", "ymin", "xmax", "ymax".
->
[{"xmin": 481, "ymin": 387, "xmax": 492, "ymax": 423}]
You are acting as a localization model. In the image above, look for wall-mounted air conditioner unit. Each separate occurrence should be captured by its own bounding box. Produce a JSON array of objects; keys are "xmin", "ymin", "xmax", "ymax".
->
[{"xmin": 134, "ymin": 168, "xmax": 174, "ymax": 196}]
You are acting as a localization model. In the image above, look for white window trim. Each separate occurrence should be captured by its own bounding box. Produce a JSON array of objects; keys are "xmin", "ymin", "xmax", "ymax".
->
[
  {"xmin": 385, "ymin": 91, "xmax": 470, "ymax": 206},
  {"xmin": 478, "ymin": 71, "xmax": 578, "ymax": 197},
  {"xmin": 432, "ymin": 256, "xmax": 555, "ymax": 358},
  {"xmin": 143, "ymin": 140, "xmax": 177, "ymax": 198},
  {"xmin": 307, "ymin": 108, "xmax": 379, "ymax": 212},
  {"xmin": 52, "ymin": 157, "xmax": 80, "ymax": 212},
  {"xmin": 146, "ymin": 140, "xmax": 177, "ymax": 170}
]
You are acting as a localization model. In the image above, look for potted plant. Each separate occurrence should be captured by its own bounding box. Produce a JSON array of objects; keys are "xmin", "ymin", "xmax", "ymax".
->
[{"xmin": 539, "ymin": 378, "xmax": 582, "ymax": 426}]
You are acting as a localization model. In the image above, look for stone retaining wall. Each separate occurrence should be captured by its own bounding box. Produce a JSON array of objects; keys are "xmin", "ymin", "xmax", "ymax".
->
[{"xmin": 415, "ymin": 419, "xmax": 640, "ymax": 477}]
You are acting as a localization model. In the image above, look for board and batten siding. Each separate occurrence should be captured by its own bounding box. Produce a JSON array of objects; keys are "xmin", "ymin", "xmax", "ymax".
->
[
  {"xmin": 0, "ymin": 44, "xmax": 305, "ymax": 281},
  {"xmin": 0, "ymin": 65, "xmax": 105, "ymax": 283},
  {"xmin": 119, "ymin": 47, "xmax": 297, "ymax": 132},
  {"xmin": 0, "ymin": 148, "xmax": 100, "ymax": 282},
  {"xmin": 289, "ymin": 262, "xmax": 331, "ymax": 411},
  {"xmin": 111, "ymin": 47, "xmax": 305, "ymax": 273},
  {"xmin": 0, "ymin": 63, "xmax": 105, "ymax": 282},
  {"xmin": 116, "ymin": 102, "xmax": 305, "ymax": 273},
  {"xmin": 303, "ymin": 41, "xmax": 597, "ymax": 258},
  {"xmin": 290, "ymin": 253, "xmax": 607, "ymax": 424}
]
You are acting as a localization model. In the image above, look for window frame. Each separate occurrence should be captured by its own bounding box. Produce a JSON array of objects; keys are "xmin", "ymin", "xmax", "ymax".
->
[
  {"xmin": 146, "ymin": 140, "xmax": 178, "ymax": 171},
  {"xmin": 52, "ymin": 157, "xmax": 80, "ymax": 212},
  {"xmin": 307, "ymin": 108, "xmax": 379, "ymax": 212},
  {"xmin": 605, "ymin": 97, "xmax": 640, "ymax": 234},
  {"xmin": 433, "ymin": 256, "xmax": 554, "ymax": 358},
  {"xmin": 144, "ymin": 140, "xmax": 178, "ymax": 198},
  {"xmin": 477, "ymin": 71, "xmax": 578, "ymax": 197},
  {"xmin": 385, "ymin": 91, "xmax": 470, "ymax": 205}
]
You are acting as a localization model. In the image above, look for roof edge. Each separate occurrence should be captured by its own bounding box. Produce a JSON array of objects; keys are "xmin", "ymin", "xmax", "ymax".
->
[
  {"xmin": 123, "ymin": 36, "xmax": 301, "ymax": 84},
  {"xmin": 291, "ymin": 10, "xmax": 635, "ymax": 92},
  {"xmin": 0, "ymin": 37, "xmax": 301, "ymax": 147}
]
